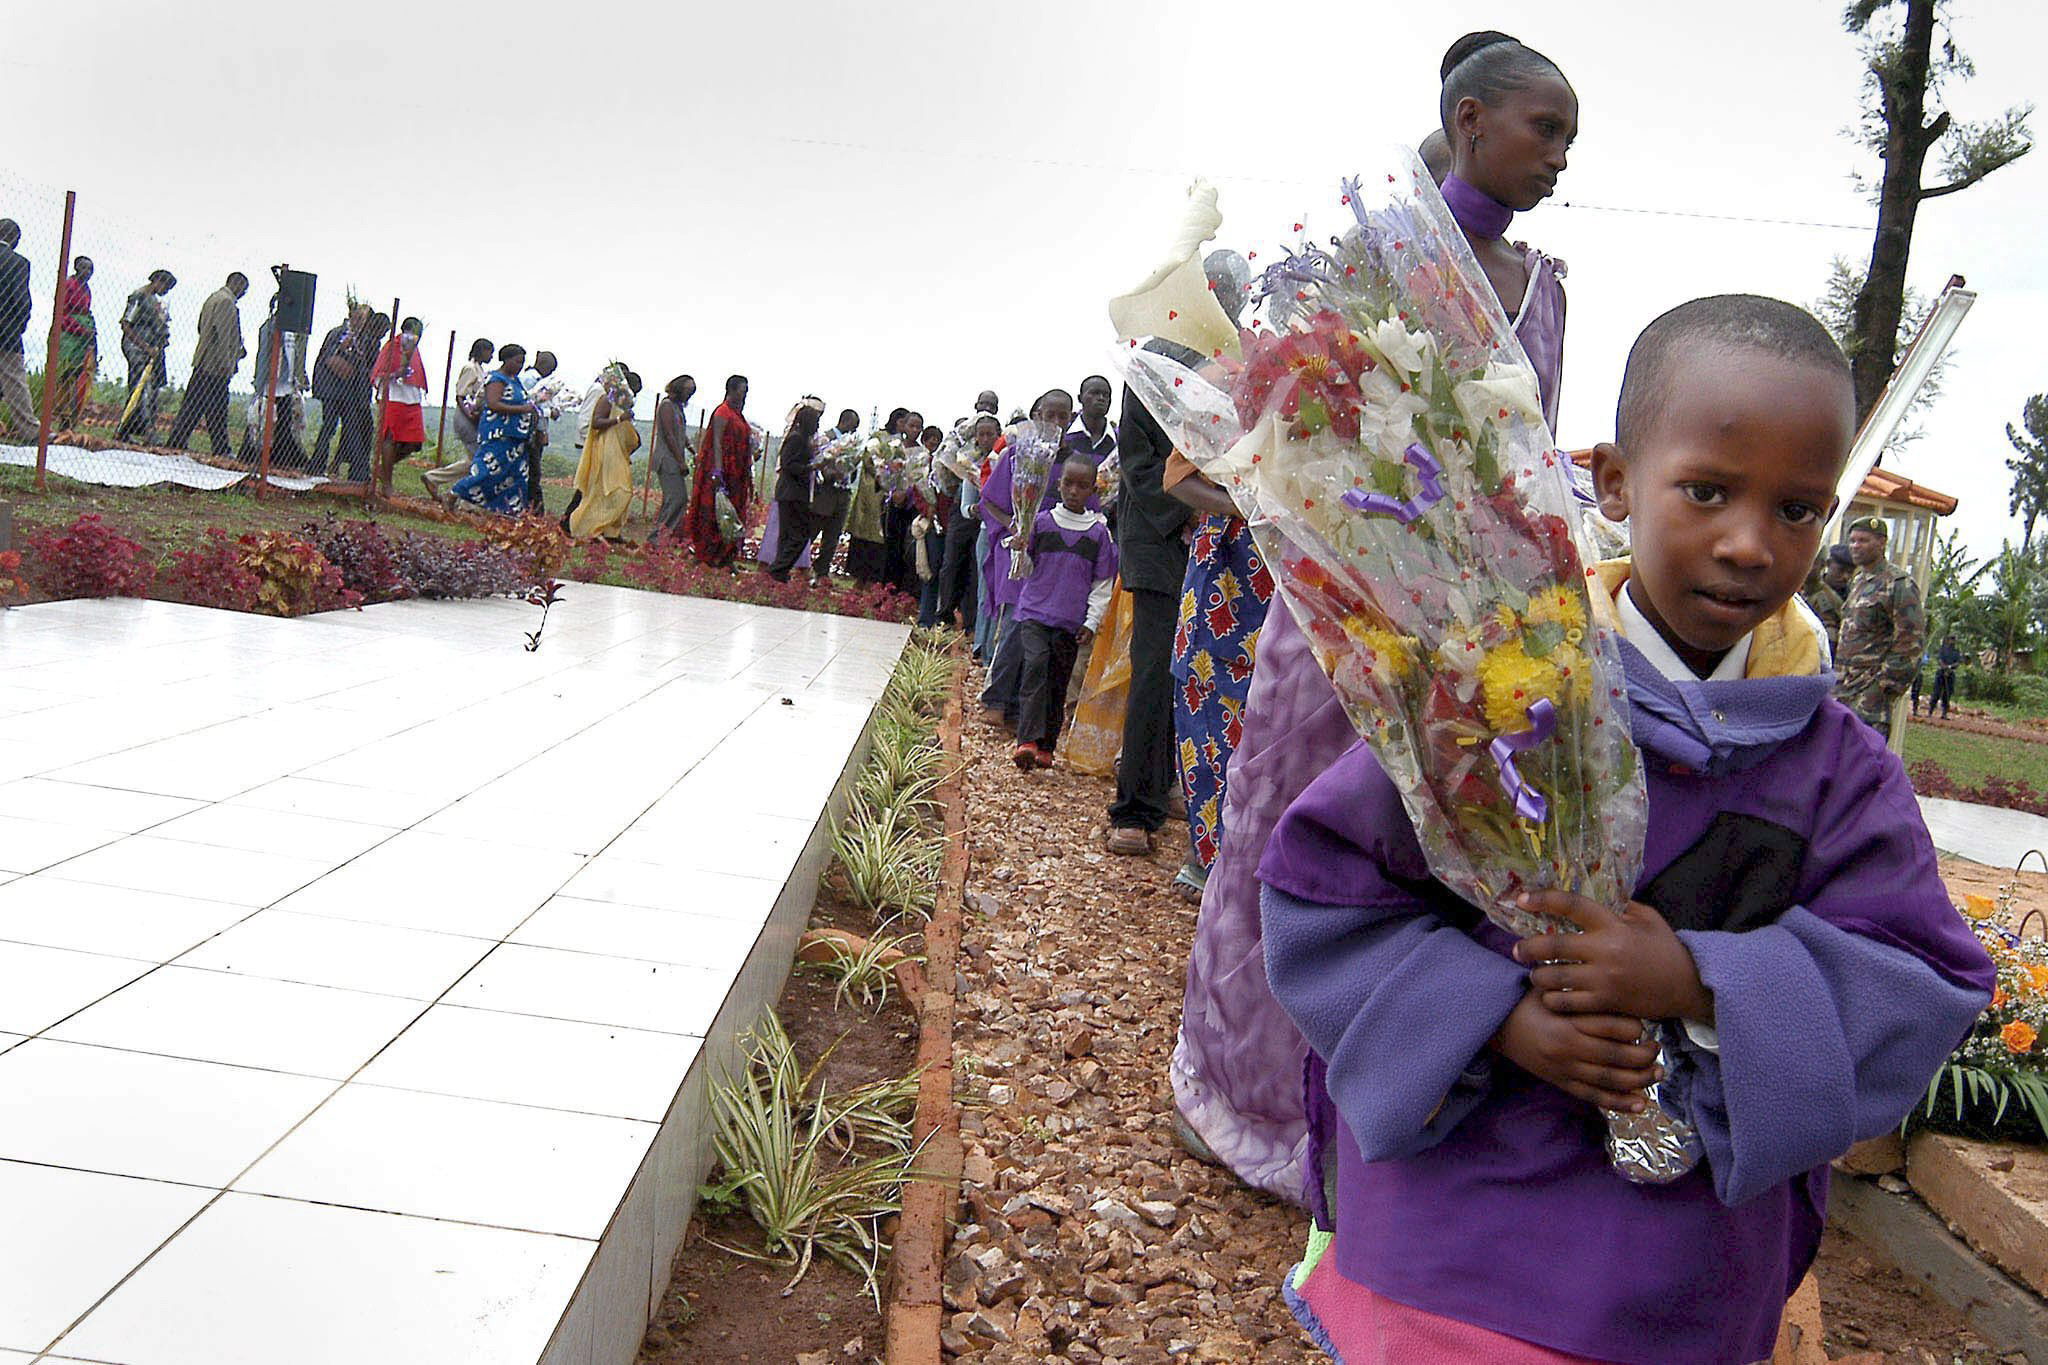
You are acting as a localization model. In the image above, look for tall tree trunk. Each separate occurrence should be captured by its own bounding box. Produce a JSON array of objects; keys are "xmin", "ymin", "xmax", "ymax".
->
[{"xmin": 1847, "ymin": 0, "xmax": 1942, "ymax": 422}]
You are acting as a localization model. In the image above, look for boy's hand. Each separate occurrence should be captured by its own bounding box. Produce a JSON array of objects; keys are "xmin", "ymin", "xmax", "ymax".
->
[
  {"xmin": 1513, "ymin": 891, "xmax": 1714, "ymax": 1024},
  {"xmin": 1490, "ymin": 992, "xmax": 1661, "ymax": 1113}
]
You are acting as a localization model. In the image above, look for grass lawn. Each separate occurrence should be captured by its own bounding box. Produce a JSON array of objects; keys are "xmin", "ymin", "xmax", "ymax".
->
[{"xmin": 1905, "ymin": 723, "xmax": 2048, "ymax": 791}]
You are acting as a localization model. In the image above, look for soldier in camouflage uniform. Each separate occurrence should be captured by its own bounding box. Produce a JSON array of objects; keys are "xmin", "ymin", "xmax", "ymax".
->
[
  {"xmin": 1835, "ymin": 517, "xmax": 1925, "ymax": 738},
  {"xmin": 1805, "ymin": 545, "xmax": 1853, "ymax": 657}
]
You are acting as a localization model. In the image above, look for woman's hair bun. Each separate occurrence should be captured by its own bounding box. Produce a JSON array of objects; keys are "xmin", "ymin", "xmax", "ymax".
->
[{"xmin": 1441, "ymin": 30, "xmax": 1519, "ymax": 82}]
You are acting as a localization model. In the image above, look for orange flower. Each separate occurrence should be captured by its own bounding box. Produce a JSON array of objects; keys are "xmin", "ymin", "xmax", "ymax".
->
[
  {"xmin": 2002, "ymin": 1021, "xmax": 2038, "ymax": 1054},
  {"xmin": 1994, "ymin": 987, "xmax": 2010, "ymax": 1009},
  {"xmin": 2028, "ymin": 965, "xmax": 2048, "ymax": 997},
  {"xmin": 1963, "ymin": 894, "xmax": 1999, "ymax": 921}
]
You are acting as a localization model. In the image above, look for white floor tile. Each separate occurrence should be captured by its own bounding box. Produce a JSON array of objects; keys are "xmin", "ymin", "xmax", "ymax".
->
[
  {"xmin": 511, "ymin": 897, "xmax": 766, "ymax": 978},
  {"xmin": 56, "ymin": 1193, "xmax": 595, "ymax": 1365},
  {"xmin": 446, "ymin": 943, "xmax": 729, "ymax": 1037},
  {"xmin": 224, "ymin": 776, "xmax": 441, "ymax": 828},
  {"xmin": 237, "ymin": 1084, "xmax": 656, "ymax": 1238},
  {"xmin": 47, "ymin": 966, "xmax": 423, "ymax": 1080},
  {"xmin": 0, "ymin": 1158, "xmax": 212, "ymax": 1354},
  {"xmin": 148, "ymin": 804, "xmax": 393, "ymax": 863},
  {"xmin": 52, "ymin": 837, "xmax": 332, "ymax": 909},
  {"xmin": 0, "ymin": 1039, "xmax": 333, "ymax": 1187},
  {"xmin": 271, "ymin": 832, "xmax": 588, "ymax": 939},
  {"xmin": 0, "ymin": 814, "xmax": 125, "ymax": 875},
  {"xmin": 0, "ymin": 878, "xmax": 250, "ymax": 961},
  {"xmin": 175, "ymin": 910, "xmax": 493, "ymax": 1000},
  {"xmin": 558, "ymin": 858, "xmax": 783, "ymax": 919},
  {"xmin": 0, "ymin": 778, "xmax": 200, "ymax": 833},
  {"xmin": 0, "ymin": 941, "xmax": 154, "ymax": 1035},
  {"xmin": 357, "ymin": 1004, "xmax": 700, "ymax": 1121}
]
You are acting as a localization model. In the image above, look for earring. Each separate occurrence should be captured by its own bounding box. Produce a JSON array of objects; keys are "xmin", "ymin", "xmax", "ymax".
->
[{"xmin": 1469, "ymin": 134, "xmax": 1481, "ymax": 155}]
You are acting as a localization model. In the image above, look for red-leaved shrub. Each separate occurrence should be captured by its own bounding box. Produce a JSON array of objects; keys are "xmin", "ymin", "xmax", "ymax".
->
[
  {"xmin": 25, "ymin": 514, "xmax": 157, "ymax": 599},
  {"xmin": 164, "ymin": 529, "xmax": 262, "ymax": 612},
  {"xmin": 1909, "ymin": 759, "xmax": 2048, "ymax": 819},
  {"xmin": 302, "ymin": 516, "xmax": 411, "ymax": 604}
]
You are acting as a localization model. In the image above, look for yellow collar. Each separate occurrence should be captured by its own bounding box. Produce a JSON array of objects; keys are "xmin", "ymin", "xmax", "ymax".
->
[{"xmin": 1591, "ymin": 560, "xmax": 1823, "ymax": 681}]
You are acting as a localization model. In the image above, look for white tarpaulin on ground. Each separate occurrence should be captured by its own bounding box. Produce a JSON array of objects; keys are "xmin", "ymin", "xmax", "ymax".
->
[{"xmin": 1, "ymin": 443, "xmax": 330, "ymax": 493}]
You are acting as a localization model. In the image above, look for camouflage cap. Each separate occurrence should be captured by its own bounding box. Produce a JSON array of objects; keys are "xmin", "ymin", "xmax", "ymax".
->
[{"xmin": 1848, "ymin": 516, "xmax": 1889, "ymax": 539}]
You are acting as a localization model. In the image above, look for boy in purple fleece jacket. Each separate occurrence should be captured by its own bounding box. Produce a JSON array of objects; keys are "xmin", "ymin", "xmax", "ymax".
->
[
  {"xmin": 1260, "ymin": 296, "xmax": 1993, "ymax": 1365},
  {"xmin": 1012, "ymin": 457, "xmax": 1118, "ymax": 769}
]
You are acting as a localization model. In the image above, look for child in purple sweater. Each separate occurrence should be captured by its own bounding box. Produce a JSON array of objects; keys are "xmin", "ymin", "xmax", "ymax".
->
[
  {"xmin": 1261, "ymin": 296, "xmax": 1993, "ymax": 1364},
  {"xmin": 1012, "ymin": 457, "xmax": 1118, "ymax": 770}
]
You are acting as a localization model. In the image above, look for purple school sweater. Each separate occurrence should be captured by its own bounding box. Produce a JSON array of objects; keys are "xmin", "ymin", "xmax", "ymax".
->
[
  {"xmin": 1258, "ymin": 640, "xmax": 1992, "ymax": 1365},
  {"xmin": 1014, "ymin": 508, "xmax": 1117, "ymax": 635}
]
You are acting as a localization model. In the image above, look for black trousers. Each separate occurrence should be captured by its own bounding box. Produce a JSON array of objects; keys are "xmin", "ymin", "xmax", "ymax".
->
[
  {"xmin": 768, "ymin": 498, "xmax": 816, "ymax": 580},
  {"xmin": 1931, "ymin": 666, "xmax": 1957, "ymax": 717},
  {"xmin": 241, "ymin": 395, "xmax": 307, "ymax": 470},
  {"xmin": 980, "ymin": 605, "xmax": 1023, "ymax": 720},
  {"xmin": 937, "ymin": 512, "xmax": 981, "ymax": 629},
  {"xmin": 882, "ymin": 501, "xmax": 918, "ymax": 593},
  {"xmin": 1109, "ymin": 586, "xmax": 1178, "ymax": 831},
  {"xmin": 1015, "ymin": 619, "xmax": 1080, "ymax": 752},
  {"xmin": 336, "ymin": 392, "xmax": 376, "ymax": 482},
  {"xmin": 311, "ymin": 393, "xmax": 342, "ymax": 464},
  {"xmin": 525, "ymin": 434, "xmax": 547, "ymax": 515},
  {"xmin": 167, "ymin": 367, "xmax": 234, "ymax": 455}
]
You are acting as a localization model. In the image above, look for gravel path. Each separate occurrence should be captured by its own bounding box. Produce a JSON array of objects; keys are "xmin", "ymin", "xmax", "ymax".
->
[{"xmin": 946, "ymin": 704, "xmax": 1310, "ymax": 1363}]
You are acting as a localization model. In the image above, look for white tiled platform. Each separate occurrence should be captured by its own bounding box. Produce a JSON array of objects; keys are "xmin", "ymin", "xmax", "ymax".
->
[
  {"xmin": 1919, "ymin": 794, "xmax": 2048, "ymax": 871},
  {"xmin": 0, "ymin": 589, "xmax": 907, "ymax": 1364}
]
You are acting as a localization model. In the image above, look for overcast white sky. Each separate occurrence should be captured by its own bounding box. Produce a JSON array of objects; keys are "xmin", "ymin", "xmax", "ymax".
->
[{"xmin": 5, "ymin": 0, "xmax": 2041, "ymax": 557}]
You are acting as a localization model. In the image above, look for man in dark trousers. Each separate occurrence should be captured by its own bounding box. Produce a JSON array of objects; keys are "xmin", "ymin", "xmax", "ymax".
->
[
  {"xmin": 167, "ymin": 271, "xmax": 248, "ymax": 455},
  {"xmin": 1107, "ymin": 250, "xmax": 1248, "ymax": 856},
  {"xmin": 1106, "ymin": 371, "xmax": 1188, "ymax": 855},
  {"xmin": 0, "ymin": 220, "xmax": 33, "ymax": 443}
]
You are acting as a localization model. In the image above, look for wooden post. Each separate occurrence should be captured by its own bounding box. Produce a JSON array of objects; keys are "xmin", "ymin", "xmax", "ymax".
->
[
  {"xmin": 32, "ymin": 191, "xmax": 77, "ymax": 493},
  {"xmin": 368, "ymin": 294, "xmax": 399, "ymax": 502},
  {"xmin": 432, "ymin": 328, "xmax": 455, "ymax": 469},
  {"xmin": 254, "ymin": 301, "xmax": 284, "ymax": 499}
]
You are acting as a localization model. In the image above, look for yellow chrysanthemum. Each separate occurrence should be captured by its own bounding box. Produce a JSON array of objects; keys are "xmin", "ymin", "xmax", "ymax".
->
[
  {"xmin": 1350, "ymin": 623, "xmax": 1415, "ymax": 678},
  {"xmin": 1525, "ymin": 586, "xmax": 1588, "ymax": 634},
  {"xmin": 2026, "ymin": 964, "xmax": 2048, "ymax": 997},
  {"xmin": 2003, "ymin": 1020, "xmax": 2038, "ymax": 1055},
  {"xmin": 1962, "ymin": 894, "xmax": 1999, "ymax": 921},
  {"xmin": 1477, "ymin": 639, "xmax": 1593, "ymax": 734}
]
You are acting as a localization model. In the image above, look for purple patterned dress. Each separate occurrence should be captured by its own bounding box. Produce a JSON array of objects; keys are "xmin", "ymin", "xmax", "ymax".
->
[{"xmin": 1169, "ymin": 240, "xmax": 1568, "ymax": 1204}]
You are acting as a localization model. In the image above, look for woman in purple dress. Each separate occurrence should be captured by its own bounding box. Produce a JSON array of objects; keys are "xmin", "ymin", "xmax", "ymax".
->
[{"xmin": 1171, "ymin": 30, "xmax": 1578, "ymax": 1204}]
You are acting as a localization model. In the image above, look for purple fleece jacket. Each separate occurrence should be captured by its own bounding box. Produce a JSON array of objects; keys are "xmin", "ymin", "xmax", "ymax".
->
[{"xmin": 1258, "ymin": 639, "xmax": 1993, "ymax": 1365}]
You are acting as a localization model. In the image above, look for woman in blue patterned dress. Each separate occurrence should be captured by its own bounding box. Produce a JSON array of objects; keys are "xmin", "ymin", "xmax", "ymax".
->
[
  {"xmin": 452, "ymin": 343, "xmax": 538, "ymax": 516},
  {"xmin": 1168, "ymin": 455, "xmax": 1274, "ymax": 896}
]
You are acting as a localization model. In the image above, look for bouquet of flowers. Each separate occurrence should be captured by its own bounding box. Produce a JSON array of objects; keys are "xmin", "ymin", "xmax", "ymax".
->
[
  {"xmin": 1109, "ymin": 161, "xmax": 1684, "ymax": 1183},
  {"xmin": 1005, "ymin": 419, "xmax": 1060, "ymax": 579},
  {"xmin": 813, "ymin": 428, "xmax": 862, "ymax": 489},
  {"xmin": 1095, "ymin": 450, "xmax": 1122, "ymax": 505},
  {"xmin": 876, "ymin": 447, "xmax": 914, "ymax": 500}
]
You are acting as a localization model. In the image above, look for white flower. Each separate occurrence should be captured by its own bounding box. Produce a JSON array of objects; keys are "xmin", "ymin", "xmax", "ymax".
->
[
  {"xmin": 1370, "ymin": 317, "xmax": 1433, "ymax": 376},
  {"xmin": 1453, "ymin": 363, "xmax": 1546, "ymax": 433}
]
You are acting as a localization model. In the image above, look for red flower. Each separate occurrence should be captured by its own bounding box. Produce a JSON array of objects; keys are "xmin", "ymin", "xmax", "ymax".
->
[{"xmin": 1231, "ymin": 310, "xmax": 1375, "ymax": 439}]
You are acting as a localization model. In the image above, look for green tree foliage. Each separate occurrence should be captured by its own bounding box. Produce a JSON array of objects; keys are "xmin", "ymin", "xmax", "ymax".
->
[
  {"xmin": 2006, "ymin": 393, "xmax": 2048, "ymax": 554},
  {"xmin": 1840, "ymin": 0, "xmax": 2032, "ymax": 419},
  {"xmin": 1924, "ymin": 526, "xmax": 1984, "ymax": 649}
]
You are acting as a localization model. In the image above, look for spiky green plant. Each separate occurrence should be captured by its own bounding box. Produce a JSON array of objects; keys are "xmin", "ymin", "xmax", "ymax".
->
[
  {"xmin": 698, "ymin": 1014, "xmax": 923, "ymax": 1305},
  {"xmin": 833, "ymin": 804, "xmax": 942, "ymax": 920},
  {"xmin": 799, "ymin": 930, "xmax": 923, "ymax": 1013}
]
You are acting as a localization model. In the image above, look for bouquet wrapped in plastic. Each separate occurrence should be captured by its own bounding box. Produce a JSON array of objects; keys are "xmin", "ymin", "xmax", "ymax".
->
[
  {"xmin": 1109, "ymin": 160, "xmax": 1693, "ymax": 1184},
  {"xmin": 1004, "ymin": 419, "xmax": 1060, "ymax": 579}
]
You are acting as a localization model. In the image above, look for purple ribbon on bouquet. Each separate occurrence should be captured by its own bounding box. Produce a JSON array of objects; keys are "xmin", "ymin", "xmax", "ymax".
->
[
  {"xmin": 1341, "ymin": 443, "xmax": 1446, "ymax": 524},
  {"xmin": 1490, "ymin": 698, "xmax": 1557, "ymax": 822}
]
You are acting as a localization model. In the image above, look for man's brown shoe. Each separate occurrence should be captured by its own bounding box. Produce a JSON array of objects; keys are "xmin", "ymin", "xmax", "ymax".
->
[{"xmin": 1107, "ymin": 826, "xmax": 1152, "ymax": 856}]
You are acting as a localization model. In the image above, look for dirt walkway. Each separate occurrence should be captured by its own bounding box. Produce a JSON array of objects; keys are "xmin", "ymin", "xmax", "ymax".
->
[{"xmin": 949, "ymin": 708, "xmax": 1305, "ymax": 1362}]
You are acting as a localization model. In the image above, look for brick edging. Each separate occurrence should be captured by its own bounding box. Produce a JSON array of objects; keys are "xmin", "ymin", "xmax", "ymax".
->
[{"xmin": 885, "ymin": 645, "xmax": 970, "ymax": 1365}]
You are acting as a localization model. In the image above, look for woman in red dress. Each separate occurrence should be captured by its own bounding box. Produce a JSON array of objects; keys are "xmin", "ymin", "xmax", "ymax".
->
[
  {"xmin": 371, "ymin": 317, "xmax": 430, "ymax": 497},
  {"xmin": 683, "ymin": 374, "xmax": 752, "ymax": 566}
]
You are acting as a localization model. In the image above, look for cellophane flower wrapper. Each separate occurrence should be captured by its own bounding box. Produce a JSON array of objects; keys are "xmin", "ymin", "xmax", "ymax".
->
[
  {"xmin": 1006, "ymin": 420, "xmax": 1059, "ymax": 579},
  {"xmin": 1110, "ymin": 154, "xmax": 1694, "ymax": 1185}
]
